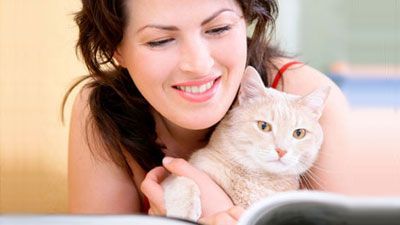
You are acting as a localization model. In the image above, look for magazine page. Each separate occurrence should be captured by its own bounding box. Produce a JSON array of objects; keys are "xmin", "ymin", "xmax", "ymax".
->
[{"xmin": 238, "ymin": 191, "xmax": 400, "ymax": 225}]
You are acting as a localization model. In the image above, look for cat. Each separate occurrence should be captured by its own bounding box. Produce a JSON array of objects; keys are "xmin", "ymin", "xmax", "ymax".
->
[{"xmin": 162, "ymin": 66, "xmax": 330, "ymax": 221}]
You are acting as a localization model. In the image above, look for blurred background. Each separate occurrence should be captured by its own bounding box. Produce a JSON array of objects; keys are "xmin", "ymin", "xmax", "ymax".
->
[{"xmin": 0, "ymin": 0, "xmax": 399, "ymax": 214}]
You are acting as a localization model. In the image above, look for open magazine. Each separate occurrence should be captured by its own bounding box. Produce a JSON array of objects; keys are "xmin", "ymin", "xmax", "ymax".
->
[
  {"xmin": 238, "ymin": 191, "xmax": 400, "ymax": 225},
  {"xmin": 1, "ymin": 191, "xmax": 399, "ymax": 225}
]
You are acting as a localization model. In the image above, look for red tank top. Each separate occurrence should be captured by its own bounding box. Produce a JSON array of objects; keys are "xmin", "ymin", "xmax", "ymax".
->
[
  {"xmin": 271, "ymin": 61, "xmax": 302, "ymax": 89},
  {"xmin": 140, "ymin": 61, "xmax": 302, "ymax": 214}
]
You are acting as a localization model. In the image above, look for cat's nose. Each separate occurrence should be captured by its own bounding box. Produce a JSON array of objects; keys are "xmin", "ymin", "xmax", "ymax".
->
[{"xmin": 275, "ymin": 148, "xmax": 287, "ymax": 158}]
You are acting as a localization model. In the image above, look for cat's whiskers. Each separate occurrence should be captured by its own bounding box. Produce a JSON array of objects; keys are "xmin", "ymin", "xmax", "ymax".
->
[
  {"xmin": 303, "ymin": 171, "xmax": 330, "ymax": 191},
  {"xmin": 303, "ymin": 170, "xmax": 326, "ymax": 191},
  {"xmin": 301, "ymin": 173, "xmax": 319, "ymax": 190},
  {"xmin": 299, "ymin": 174, "xmax": 313, "ymax": 190},
  {"xmin": 280, "ymin": 170, "xmax": 302, "ymax": 184},
  {"xmin": 298, "ymin": 157, "xmax": 333, "ymax": 174},
  {"xmin": 309, "ymin": 163, "xmax": 335, "ymax": 174},
  {"xmin": 298, "ymin": 159, "xmax": 329, "ymax": 190}
]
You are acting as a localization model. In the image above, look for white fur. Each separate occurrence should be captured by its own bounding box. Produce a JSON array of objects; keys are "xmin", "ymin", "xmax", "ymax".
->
[{"xmin": 163, "ymin": 176, "xmax": 201, "ymax": 220}]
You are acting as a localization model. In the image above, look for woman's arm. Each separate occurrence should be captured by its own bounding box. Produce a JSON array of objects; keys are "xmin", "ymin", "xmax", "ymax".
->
[
  {"xmin": 141, "ymin": 157, "xmax": 234, "ymax": 217},
  {"xmin": 274, "ymin": 59, "xmax": 352, "ymax": 193},
  {"xmin": 141, "ymin": 157, "xmax": 241, "ymax": 224},
  {"xmin": 68, "ymin": 87, "xmax": 141, "ymax": 213}
]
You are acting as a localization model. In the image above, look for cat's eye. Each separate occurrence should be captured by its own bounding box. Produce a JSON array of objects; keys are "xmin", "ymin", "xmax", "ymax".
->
[
  {"xmin": 257, "ymin": 121, "xmax": 272, "ymax": 132},
  {"xmin": 293, "ymin": 129, "xmax": 307, "ymax": 139}
]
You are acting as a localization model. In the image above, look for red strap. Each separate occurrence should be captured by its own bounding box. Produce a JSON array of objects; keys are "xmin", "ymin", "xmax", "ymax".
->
[{"xmin": 271, "ymin": 61, "xmax": 302, "ymax": 89}]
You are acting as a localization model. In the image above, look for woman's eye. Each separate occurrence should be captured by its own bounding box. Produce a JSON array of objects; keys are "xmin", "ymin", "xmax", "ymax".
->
[
  {"xmin": 146, "ymin": 38, "xmax": 174, "ymax": 48},
  {"xmin": 206, "ymin": 25, "xmax": 231, "ymax": 35},
  {"xmin": 293, "ymin": 129, "xmax": 307, "ymax": 139},
  {"xmin": 257, "ymin": 121, "xmax": 272, "ymax": 132}
]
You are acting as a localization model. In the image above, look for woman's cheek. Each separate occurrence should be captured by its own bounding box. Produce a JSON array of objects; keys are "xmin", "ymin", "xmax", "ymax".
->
[
  {"xmin": 130, "ymin": 49, "xmax": 178, "ymax": 89},
  {"xmin": 213, "ymin": 28, "xmax": 247, "ymax": 69}
]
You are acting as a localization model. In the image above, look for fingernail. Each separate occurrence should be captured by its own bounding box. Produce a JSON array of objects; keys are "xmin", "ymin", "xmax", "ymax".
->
[{"xmin": 162, "ymin": 156, "xmax": 173, "ymax": 165}]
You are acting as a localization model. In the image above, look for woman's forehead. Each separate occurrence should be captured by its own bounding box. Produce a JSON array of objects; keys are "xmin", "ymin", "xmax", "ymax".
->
[{"xmin": 124, "ymin": 0, "xmax": 242, "ymax": 28}]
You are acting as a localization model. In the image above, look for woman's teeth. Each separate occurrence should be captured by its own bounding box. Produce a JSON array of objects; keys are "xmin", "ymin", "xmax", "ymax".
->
[{"xmin": 176, "ymin": 80, "xmax": 214, "ymax": 94}]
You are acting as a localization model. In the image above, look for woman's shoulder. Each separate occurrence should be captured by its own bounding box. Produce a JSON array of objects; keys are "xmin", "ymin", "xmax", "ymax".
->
[
  {"xmin": 70, "ymin": 79, "xmax": 115, "ymax": 130},
  {"xmin": 70, "ymin": 82, "xmax": 147, "ymax": 176},
  {"xmin": 270, "ymin": 58, "xmax": 350, "ymax": 129},
  {"xmin": 270, "ymin": 58, "xmax": 345, "ymax": 100},
  {"xmin": 68, "ymin": 84, "xmax": 144, "ymax": 213},
  {"xmin": 68, "ymin": 76, "xmax": 100, "ymax": 122},
  {"xmin": 71, "ymin": 83, "xmax": 91, "ymax": 118}
]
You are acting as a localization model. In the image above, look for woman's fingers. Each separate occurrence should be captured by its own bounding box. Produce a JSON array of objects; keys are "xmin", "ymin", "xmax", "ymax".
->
[
  {"xmin": 140, "ymin": 166, "xmax": 168, "ymax": 215},
  {"xmin": 162, "ymin": 157, "xmax": 208, "ymax": 180},
  {"xmin": 144, "ymin": 166, "xmax": 169, "ymax": 184}
]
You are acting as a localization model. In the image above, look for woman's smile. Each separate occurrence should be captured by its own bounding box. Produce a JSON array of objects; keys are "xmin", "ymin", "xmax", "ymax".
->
[{"xmin": 173, "ymin": 76, "xmax": 222, "ymax": 103}]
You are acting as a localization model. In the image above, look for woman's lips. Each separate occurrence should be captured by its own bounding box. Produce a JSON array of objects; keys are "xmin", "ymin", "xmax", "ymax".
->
[
  {"xmin": 173, "ymin": 77, "xmax": 221, "ymax": 103},
  {"xmin": 173, "ymin": 76, "xmax": 220, "ymax": 86}
]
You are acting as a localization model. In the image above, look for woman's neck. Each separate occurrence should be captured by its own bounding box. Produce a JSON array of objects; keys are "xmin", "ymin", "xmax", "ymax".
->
[{"xmin": 153, "ymin": 111, "xmax": 211, "ymax": 159}]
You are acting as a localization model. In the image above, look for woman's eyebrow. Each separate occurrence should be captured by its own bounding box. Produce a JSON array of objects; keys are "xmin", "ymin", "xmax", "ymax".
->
[
  {"xmin": 136, "ymin": 8, "xmax": 235, "ymax": 33},
  {"xmin": 201, "ymin": 8, "xmax": 235, "ymax": 26}
]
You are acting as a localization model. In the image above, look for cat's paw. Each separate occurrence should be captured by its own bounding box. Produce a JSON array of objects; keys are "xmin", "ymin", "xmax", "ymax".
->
[{"xmin": 163, "ymin": 175, "xmax": 202, "ymax": 221}]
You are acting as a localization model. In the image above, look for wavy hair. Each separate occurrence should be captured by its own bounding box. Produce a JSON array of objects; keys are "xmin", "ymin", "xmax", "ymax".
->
[{"xmin": 63, "ymin": 0, "xmax": 282, "ymax": 172}]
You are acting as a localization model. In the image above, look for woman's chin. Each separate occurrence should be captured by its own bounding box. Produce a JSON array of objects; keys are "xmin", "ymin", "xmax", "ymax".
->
[
  {"xmin": 176, "ymin": 116, "xmax": 222, "ymax": 130},
  {"xmin": 173, "ymin": 106, "xmax": 228, "ymax": 130}
]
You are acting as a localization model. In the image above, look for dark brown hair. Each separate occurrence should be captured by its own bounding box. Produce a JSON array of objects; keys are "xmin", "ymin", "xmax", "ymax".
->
[{"xmin": 63, "ymin": 0, "xmax": 283, "ymax": 172}]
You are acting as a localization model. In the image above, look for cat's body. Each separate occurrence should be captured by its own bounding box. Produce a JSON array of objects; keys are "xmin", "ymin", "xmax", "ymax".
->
[
  {"xmin": 163, "ymin": 67, "xmax": 330, "ymax": 221},
  {"xmin": 189, "ymin": 147, "xmax": 299, "ymax": 208}
]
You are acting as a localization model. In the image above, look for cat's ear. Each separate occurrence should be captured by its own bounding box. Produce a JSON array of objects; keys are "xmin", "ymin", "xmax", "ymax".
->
[
  {"xmin": 238, "ymin": 66, "xmax": 266, "ymax": 105},
  {"xmin": 298, "ymin": 86, "xmax": 331, "ymax": 119}
]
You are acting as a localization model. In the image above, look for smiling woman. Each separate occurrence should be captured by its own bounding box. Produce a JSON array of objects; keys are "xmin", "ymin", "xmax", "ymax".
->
[
  {"xmin": 66, "ymin": 0, "xmax": 284, "ymax": 217},
  {"xmin": 65, "ymin": 0, "xmax": 355, "ymax": 224}
]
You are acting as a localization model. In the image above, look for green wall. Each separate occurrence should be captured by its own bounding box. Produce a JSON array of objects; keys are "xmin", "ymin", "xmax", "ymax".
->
[{"xmin": 298, "ymin": 0, "xmax": 400, "ymax": 72}]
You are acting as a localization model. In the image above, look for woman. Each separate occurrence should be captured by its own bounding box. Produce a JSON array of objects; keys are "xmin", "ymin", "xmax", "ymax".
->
[{"xmin": 67, "ymin": 0, "xmax": 349, "ymax": 224}]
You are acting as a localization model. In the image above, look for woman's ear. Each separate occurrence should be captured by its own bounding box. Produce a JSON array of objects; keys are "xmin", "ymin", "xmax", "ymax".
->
[{"xmin": 113, "ymin": 47, "xmax": 126, "ymax": 67}]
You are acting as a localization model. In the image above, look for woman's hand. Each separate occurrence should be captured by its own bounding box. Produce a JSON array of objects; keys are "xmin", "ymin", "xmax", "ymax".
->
[
  {"xmin": 140, "ymin": 166, "xmax": 168, "ymax": 215},
  {"xmin": 140, "ymin": 157, "xmax": 234, "ymax": 218}
]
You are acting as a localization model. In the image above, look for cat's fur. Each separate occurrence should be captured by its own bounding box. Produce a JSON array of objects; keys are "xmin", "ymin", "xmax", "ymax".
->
[{"xmin": 163, "ymin": 66, "xmax": 330, "ymax": 221}]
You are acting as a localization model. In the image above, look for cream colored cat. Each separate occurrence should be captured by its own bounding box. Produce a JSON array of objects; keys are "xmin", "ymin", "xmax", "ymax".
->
[{"xmin": 163, "ymin": 66, "xmax": 330, "ymax": 221}]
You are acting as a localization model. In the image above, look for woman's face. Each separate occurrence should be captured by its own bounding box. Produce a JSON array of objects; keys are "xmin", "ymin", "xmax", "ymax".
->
[{"xmin": 116, "ymin": 0, "xmax": 247, "ymax": 130}]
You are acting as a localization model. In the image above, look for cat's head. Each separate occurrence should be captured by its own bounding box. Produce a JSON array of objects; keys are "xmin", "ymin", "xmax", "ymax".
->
[{"xmin": 221, "ymin": 66, "xmax": 330, "ymax": 176}]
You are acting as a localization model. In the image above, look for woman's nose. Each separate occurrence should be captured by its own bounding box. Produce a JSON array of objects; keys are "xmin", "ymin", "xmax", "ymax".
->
[{"xmin": 179, "ymin": 38, "xmax": 214, "ymax": 75}]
